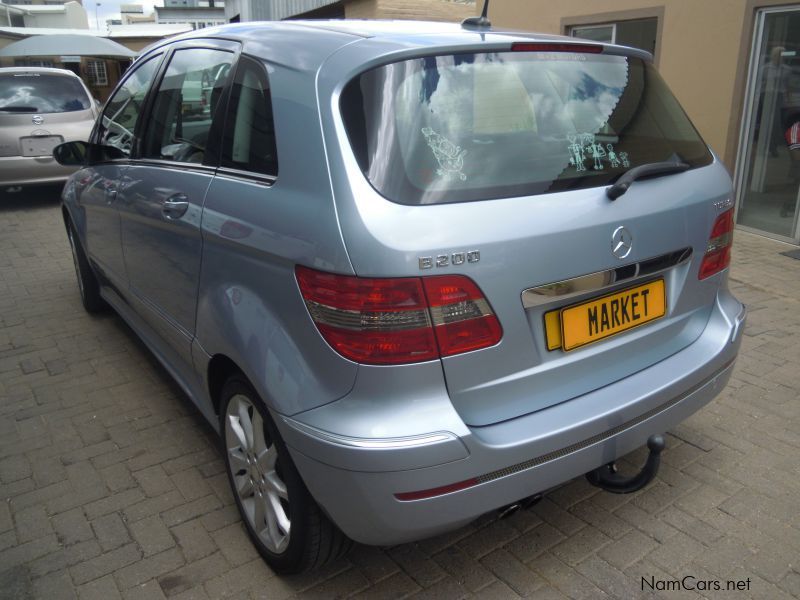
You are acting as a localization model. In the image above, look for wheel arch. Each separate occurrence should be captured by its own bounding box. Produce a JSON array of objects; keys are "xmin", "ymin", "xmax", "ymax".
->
[{"xmin": 207, "ymin": 353, "xmax": 247, "ymax": 416}]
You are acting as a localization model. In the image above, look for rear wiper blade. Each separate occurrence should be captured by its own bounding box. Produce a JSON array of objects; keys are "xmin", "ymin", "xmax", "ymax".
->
[
  {"xmin": 0, "ymin": 106, "xmax": 39, "ymax": 113},
  {"xmin": 606, "ymin": 161, "xmax": 690, "ymax": 200}
]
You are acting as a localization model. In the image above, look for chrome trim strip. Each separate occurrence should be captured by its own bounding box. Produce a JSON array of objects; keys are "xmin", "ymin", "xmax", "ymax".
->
[
  {"xmin": 521, "ymin": 248, "xmax": 692, "ymax": 308},
  {"xmin": 283, "ymin": 419, "xmax": 457, "ymax": 449},
  {"xmin": 216, "ymin": 166, "xmax": 276, "ymax": 186}
]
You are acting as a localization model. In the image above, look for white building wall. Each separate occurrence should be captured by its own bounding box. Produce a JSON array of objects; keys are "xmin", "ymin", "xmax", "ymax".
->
[{"xmin": 20, "ymin": 1, "xmax": 88, "ymax": 29}]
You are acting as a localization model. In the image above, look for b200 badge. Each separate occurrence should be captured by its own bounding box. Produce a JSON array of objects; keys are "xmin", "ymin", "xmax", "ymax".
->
[{"xmin": 419, "ymin": 251, "xmax": 480, "ymax": 270}]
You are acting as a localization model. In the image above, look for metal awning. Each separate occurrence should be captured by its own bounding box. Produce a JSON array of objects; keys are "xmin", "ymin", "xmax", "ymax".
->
[{"xmin": 0, "ymin": 34, "xmax": 136, "ymax": 59}]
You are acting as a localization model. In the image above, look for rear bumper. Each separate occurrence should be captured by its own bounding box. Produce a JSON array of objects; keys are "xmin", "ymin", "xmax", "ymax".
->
[
  {"xmin": 0, "ymin": 155, "xmax": 77, "ymax": 188},
  {"xmin": 279, "ymin": 289, "xmax": 746, "ymax": 546}
]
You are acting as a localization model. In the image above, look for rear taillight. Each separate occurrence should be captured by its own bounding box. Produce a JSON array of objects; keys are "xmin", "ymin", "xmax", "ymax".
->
[
  {"xmin": 423, "ymin": 276, "xmax": 504, "ymax": 357},
  {"xmin": 296, "ymin": 267, "xmax": 502, "ymax": 365},
  {"xmin": 698, "ymin": 208, "xmax": 734, "ymax": 280}
]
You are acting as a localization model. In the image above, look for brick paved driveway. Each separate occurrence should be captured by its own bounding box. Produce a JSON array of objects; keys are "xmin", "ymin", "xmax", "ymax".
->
[{"xmin": 1, "ymin": 189, "xmax": 799, "ymax": 600}]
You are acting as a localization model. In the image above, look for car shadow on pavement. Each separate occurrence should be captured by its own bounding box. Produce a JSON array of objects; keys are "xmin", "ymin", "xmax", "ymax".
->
[{"xmin": 0, "ymin": 185, "xmax": 65, "ymax": 211}]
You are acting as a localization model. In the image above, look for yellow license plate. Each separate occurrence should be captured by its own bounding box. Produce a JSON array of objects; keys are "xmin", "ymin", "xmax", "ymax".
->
[{"xmin": 544, "ymin": 279, "xmax": 666, "ymax": 352}]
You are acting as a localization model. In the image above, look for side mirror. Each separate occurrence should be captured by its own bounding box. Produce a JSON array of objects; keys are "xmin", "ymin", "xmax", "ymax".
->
[
  {"xmin": 53, "ymin": 141, "xmax": 126, "ymax": 165},
  {"xmin": 53, "ymin": 141, "xmax": 88, "ymax": 166}
]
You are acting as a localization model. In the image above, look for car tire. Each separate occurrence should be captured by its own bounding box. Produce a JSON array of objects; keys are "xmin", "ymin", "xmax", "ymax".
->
[
  {"xmin": 67, "ymin": 222, "xmax": 106, "ymax": 313},
  {"xmin": 219, "ymin": 374, "xmax": 352, "ymax": 574}
]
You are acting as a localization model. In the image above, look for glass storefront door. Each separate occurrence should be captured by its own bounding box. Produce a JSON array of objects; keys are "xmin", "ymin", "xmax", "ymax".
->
[{"xmin": 735, "ymin": 7, "xmax": 800, "ymax": 242}]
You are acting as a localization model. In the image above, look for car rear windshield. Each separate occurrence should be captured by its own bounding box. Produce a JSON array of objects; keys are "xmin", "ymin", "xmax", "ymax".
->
[
  {"xmin": 0, "ymin": 73, "xmax": 91, "ymax": 114},
  {"xmin": 340, "ymin": 51, "xmax": 713, "ymax": 205}
]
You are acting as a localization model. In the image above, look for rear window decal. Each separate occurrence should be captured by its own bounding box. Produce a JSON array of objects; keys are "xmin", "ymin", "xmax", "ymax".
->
[
  {"xmin": 607, "ymin": 144, "xmax": 620, "ymax": 168},
  {"xmin": 584, "ymin": 134, "xmax": 607, "ymax": 170},
  {"xmin": 567, "ymin": 134, "xmax": 587, "ymax": 172},
  {"xmin": 422, "ymin": 127, "xmax": 468, "ymax": 181},
  {"xmin": 567, "ymin": 136, "xmax": 631, "ymax": 172}
]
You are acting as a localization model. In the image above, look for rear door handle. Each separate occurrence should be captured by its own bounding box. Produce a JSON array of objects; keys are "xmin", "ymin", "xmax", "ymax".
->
[{"xmin": 161, "ymin": 194, "xmax": 189, "ymax": 219}]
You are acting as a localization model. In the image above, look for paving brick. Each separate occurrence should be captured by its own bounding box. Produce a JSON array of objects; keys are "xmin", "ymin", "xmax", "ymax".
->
[
  {"xmin": 456, "ymin": 519, "xmax": 520, "ymax": 560},
  {"xmin": 129, "ymin": 515, "xmax": 175, "ymax": 558},
  {"xmin": 124, "ymin": 491, "xmax": 186, "ymax": 524},
  {"xmin": 480, "ymin": 547, "xmax": 545, "ymax": 596},
  {"xmin": 160, "ymin": 495, "xmax": 222, "ymax": 529},
  {"xmin": 472, "ymin": 579, "xmax": 523, "ymax": 599},
  {"xmin": 529, "ymin": 553, "xmax": 608, "ymax": 600},
  {"xmin": 0, "ymin": 534, "xmax": 59, "ymax": 571},
  {"xmin": 406, "ymin": 575, "xmax": 469, "ymax": 600},
  {"xmin": 386, "ymin": 544, "xmax": 446, "ymax": 588},
  {"xmin": 156, "ymin": 551, "xmax": 231, "ymax": 596},
  {"xmin": 0, "ymin": 529, "xmax": 17, "ymax": 552},
  {"xmin": 30, "ymin": 540, "xmax": 101, "ymax": 580},
  {"xmin": 61, "ymin": 441, "xmax": 118, "ymax": 466},
  {"xmin": 122, "ymin": 579, "xmax": 169, "ymax": 600},
  {"xmin": 0, "ymin": 454, "xmax": 32, "ymax": 483},
  {"xmin": 170, "ymin": 519, "xmax": 216, "ymax": 563},
  {"xmin": 344, "ymin": 545, "xmax": 399, "ymax": 585},
  {"xmin": 169, "ymin": 468, "xmax": 212, "ymax": 503},
  {"xmin": 32, "ymin": 570, "xmax": 78, "ymax": 600},
  {"xmin": 70, "ymin": 542, "xmax": 142, "ymax": 585},
  {"xmin": 92, "ymin": 513, "xmax": 132, "ymax": 551},
  {"xmin": 201, "ymin": 558, "xmax": 277, "ymax": 599},
  {"xmin": 100, "ymin": 463, "xmax": 136, "ymax": 493},
  {"xmin": 9, "ymin": 480, "xmax": 71, "ymax": 511},
  {"xmin": 432, "ymin": 544, "xmax": 495, "ymax": 592},
  {"xmin": 115, "ymin": 547, "xmax": 186, "ymax": 590},
  {"xmin": 596, "ymin": 529, "xmax": 660, "ymax": 571},
  {"xmin": 77, "ymin": 574, "xmax": 122, "ymax": 600},
  {"xmin": 207, "ymin": 522, "xmax": 256, "ymax": 567},
  {"xmin": 0, "ymin": 565, "xmax": 33, "ymax": 600},
  {"xmin": 51, "ymin": 508, "xmax": 93, "ymax": 546},
  {"xmin": 31, "ymin": 456, "xmax": 68, "ymax": 487},
  {"xmin": 13, "ymin": 503, "xmax": 53, "ymax": 543},
  {"xmin": 0, "ymin": 500, "xmax": 12, "ymax": 533},
  {"xmin": 133, "ymin": 466, "xmax": 174, "ymax": 499},
  {"xmin": 350, "ymin": 570, "xmax": 421, "ymax": 600},
  {"xmin": 505, "ymin": 522, "xmax": 566, "ymax": 564},
  {"xmin": 612, "ymin": 502, "xmax": 680, "ymax": 544},
  {"xmin": 85, "ymin": 490, "xmax": 145, "ymax": 521},
  {"xmin": 194, "ymin": 505, "xmax": 237, "ymax": 535},
  {"xmin": 574, "ymin": 555, "xmax": 644, "ymax": 599},
  {"xmin": 550, "ymin": 525, "xmax": 612, "ymax": 567}
]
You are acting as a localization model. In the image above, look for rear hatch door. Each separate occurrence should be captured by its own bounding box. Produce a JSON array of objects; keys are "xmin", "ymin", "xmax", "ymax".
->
[{"xmin": 331, "ymin": 41, "xmax": 730, "ymax": 426}]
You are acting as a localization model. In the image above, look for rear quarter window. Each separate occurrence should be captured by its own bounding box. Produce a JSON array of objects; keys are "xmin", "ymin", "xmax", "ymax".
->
[{"xmin": 340, "ymin": 51, "xmax": 713, "ymax": 205}]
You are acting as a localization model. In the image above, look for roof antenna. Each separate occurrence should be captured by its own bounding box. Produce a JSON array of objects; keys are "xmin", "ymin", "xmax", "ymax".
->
[{"xmin": 462, "ymin": 0, "xmax": 491, "ymax": 29}]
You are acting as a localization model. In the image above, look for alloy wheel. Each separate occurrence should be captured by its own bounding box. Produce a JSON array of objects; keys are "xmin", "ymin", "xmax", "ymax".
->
[{"xmin": 224, "ymin": 394, "xmax": 291, "ymax": 553}]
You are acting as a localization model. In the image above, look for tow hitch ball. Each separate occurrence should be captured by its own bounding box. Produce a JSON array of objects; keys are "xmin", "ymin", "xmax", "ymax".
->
[{"xmin": 586, "ymin": 434, "xmax": 665, "ymax": 494}]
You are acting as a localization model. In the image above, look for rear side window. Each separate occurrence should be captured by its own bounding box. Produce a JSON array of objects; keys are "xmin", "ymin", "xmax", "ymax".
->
[
  {"xmin": 0, "ymin": 73, "xmax": 91, "ymax": 114},
  {"xmin": 341, "ymin": 51, "xmax": 713, "ymax": 205},
  {"xmin": 220, "ymin": 56, "xmax": 278, "ymax": 177},
  {"xmin": 141, "ymin": 48, "xmax": 234, "ymax": 164},
  {"xmin": 98, "ymin": 55, "xmax": 161, "ymax": 157}
]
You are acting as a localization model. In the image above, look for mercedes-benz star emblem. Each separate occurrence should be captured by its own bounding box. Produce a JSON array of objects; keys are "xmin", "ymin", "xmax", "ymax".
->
[
  {"xmin": 611, "ymin": 226, "xmax": 633, "ymax": 260},
  {"xmin": 32, "ymin": 115, "xmax": 44, "ymax": 125}
]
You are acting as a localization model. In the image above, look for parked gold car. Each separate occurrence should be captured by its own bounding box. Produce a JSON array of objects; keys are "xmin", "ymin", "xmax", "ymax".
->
[{"xmin": 0, "ymin": 67, "xmax": 98, "ymax": 192}]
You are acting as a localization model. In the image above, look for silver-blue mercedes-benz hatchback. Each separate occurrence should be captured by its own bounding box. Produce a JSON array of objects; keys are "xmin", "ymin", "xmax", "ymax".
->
[{"xmin": 56, "ymin": 17, "xmax": 746, "ymax": 573}]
